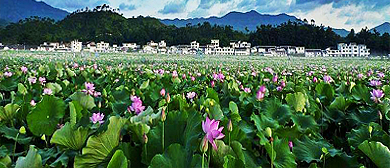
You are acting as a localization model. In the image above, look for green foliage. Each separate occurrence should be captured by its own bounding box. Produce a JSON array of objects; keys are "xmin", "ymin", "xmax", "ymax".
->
[
  {"xmin": 358, "ymin": 141, "xmax": 390, "ymax": 168},
  {"xmin": 15, "ymin": 146, "xmax": 42, "ymax": 168},
  {"xmin": 27, "ymin": 96, "xmax": 66, "ymax": 136}
]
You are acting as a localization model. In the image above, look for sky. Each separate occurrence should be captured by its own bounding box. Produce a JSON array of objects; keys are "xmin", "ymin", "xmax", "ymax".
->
[{"xmin": 40, "ymin": 0, "xmax": 390, "ymax": 30}]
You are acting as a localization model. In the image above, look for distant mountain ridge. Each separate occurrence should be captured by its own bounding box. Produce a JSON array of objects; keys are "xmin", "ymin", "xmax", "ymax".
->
[
  {"xmin": 161, "ymin": 10, "xmax": 300, "ymax": 32},
  {"xmin": 371, "ymin": 22, "xmax": 390, "ymax": 35},
  {"xmin": 0, "ymin": 0, "xmax": 69, "ymax": 23}
]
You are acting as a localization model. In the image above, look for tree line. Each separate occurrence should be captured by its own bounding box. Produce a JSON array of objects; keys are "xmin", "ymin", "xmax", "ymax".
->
[{"xmin": 0, "ymin": 9, "xmax": 389, "ymax": 54}]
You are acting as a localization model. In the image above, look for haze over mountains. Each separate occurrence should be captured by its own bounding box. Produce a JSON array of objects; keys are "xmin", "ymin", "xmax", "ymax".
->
[
  {"xmin": 0, "ymin": 0, "xmax": 68, "ymax": 23},
  {"xmin": 0, "ymin": 0, "xmax": 389, "ymax": 37}
]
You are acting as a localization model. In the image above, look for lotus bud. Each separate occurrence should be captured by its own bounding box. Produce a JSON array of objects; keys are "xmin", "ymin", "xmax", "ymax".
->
[
  {"xmin": 98, "ymin": 101, "xmax": 102, "ymax": 108},
  {"xmin": 316, "ymin": 98, "xmax": 320, "ymax": 104},
  {"xmin": 161, "ymin": 108, "xmax": 166, "ymax": 122},
  {"xmin": 143, "ymin": 133, "xmax": 148, "ymax": 144},
  {"xmin": 19, "ymin": 126, "xmax": 26, "ymax": 134},
  {"xmin": 200, "ymin": 136, "xmax": 208, "ymax": 153},
  {"xmin": 378, "ymin": 111, "xmax": 383, "ymax": 120},
  {"xmin": 368, "ymin": 126, "xmax": 373, "ymax": 136},
  {"xmin": 322, "ymin": 147, "xmax": 328, "ymax": 154},
  {"xmin": 210, "ymin": 100, "xmax": 214, "ymax": 106},
  {"xmin": 41, "ymin": 134, "xmax": 46, "ymax": 141},
  {"xmin": 265, "ymin": 127, "xmax": 272, "ymax": 138},
  {"xmin": 160, "ymin": 88, "xmax": 166, "ymax": 97},
  {"xmin": 166, "ymin": 93, "xmax": 171, "ymax": 103},
  {"xmin": 227, "ymin": 119, "xmax": 233, "ymax": 132}
]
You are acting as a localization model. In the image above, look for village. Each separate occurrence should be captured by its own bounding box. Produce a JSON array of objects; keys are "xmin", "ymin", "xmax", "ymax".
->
[{"xmin": 0, "ymin": 40, "xmax": 371, "ymax": 57}]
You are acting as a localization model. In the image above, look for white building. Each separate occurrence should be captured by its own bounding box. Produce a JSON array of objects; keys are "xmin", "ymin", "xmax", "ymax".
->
[
  {"xmin": 38, "ymin": 42, "xmax": 59, "ymax": 51},
  {"xmin": 71, "ymin": 40, "xmax": 82, "ymax": 52},
  {"xmin": 325, "ymin": 48, "xmax": 340, "ymax": 57},
  {"xmin": 143, "ymin": 41, "xmax": 158, "ymax": 54},
  {"xmin": 55, "ymin": 44, "xmax": 69, "ymax": 52},
  {"xmin": 122, "ymin": 43, "xmax": 138, "ymax": 52},
  {"xmin": 337, "ymin": 43, "xmax": 370, "ymax": 57},
  {"xmin": 191, "ymin": 41, "xmax": 199, "ymax": 50},
  {"xmin": 230, "ymin": 41, "xmax": 251, "ymax": 55},
  {"xmin": 215, "ymin": 47, "xmax": 234, "ymax": 55},
  {"xmin": 296, "ymin": 47, "xmax": 305, "ymax": 54},
  {"xmin": 96, "ymin": 41, "xmax": 109, "ymax": 52},
  {"xmin": 305, "ymin": 49, "xmax": 322, "ymax": 57},
  {"xmin": 85, "ymin": 42, "xmax": 96, "ymax": 52},
  {"xmin": 158, "ymin": 40, "xmax": 167, "ymax": 54}
]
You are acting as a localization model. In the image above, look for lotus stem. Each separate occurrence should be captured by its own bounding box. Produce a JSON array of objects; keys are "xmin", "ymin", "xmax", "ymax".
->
[
  {"xmin": 162, "ymin": 121, "xmax": 165, "ymax": 151},
  {"xmin": 271, "ymin": 141, "xmax": 274, "ymax": 168},
  {"xmin": 12, "ymin": 133, "xmax": 19, "ymax": 161},
  {"xmin": 202, "ymin": 152, "xmax": 205, "ymax": 168}
]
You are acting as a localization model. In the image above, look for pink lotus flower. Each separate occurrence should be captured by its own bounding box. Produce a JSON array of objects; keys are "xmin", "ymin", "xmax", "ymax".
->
[
  {"xmin": 21, "ymin": 66, "xmax": 28, "ymax": 73},
  {"xmin": 289, "ymin": 141, "xmax": 293, "ymax": 151},
  {"xmin": 277, "ymin": 86, "xmax": 283, "ymax": 92},
  {"xmin": 371, "ymin": 89, "xmax": 384, "ymax": 103},
  {"xmin": 313, "ymin": 77, "xmax": 318, "ymax": 83},
  {"xmin": 370, "ymin": 80, "xmax": 382, "ymax": 87},
  {"xmin": 4, "ymin": 72, "xmax": 12, "ymax": 77},
  {"xmin": 259, "ymin": 85, "xmax": 266, "ymax": 93},
  {"xmin": 378, "ymin": 72, "xmax": 385, "ymax": 78},
  {"xmin": 182, "ymin": 73, "xmax": 187, "ymax": 79},
  {"xmin": 43, "ymin": 88, "xmax": 53, "ymax": 95},
  {"xmin": 186, "ymin": 92, "xmax": 196, "ymax": 100},
  {"xmin": 82, "ymin": 82, "xmax": 95, "ymax": 95},
  {"xmin": 160, "ymin": 88, "xmax": 166, "ymax": 97},
  {"xmin": 191, "ymin": 76, "xmax": 195, "ymax": 81},
  {"xmin": 357, "ymin": 74, "xmax": 364, "ymax": 79},
  {"xmin": 93, "ymin": 91, "xmax": 101, "ymax": 97},
  {"xmin": 244, "ymin": 88, "xmax": 251, "ymax": 93},
  {"xmin": 172, "ymin": 70, "xmax": 178, "ymax": 78},
  {"xmin": 128, "ymin": 96, "xmax": 145, "ymax": 115},
  {"xmin": 202, "ymin": 116, "xmax": 225, "ymax": 151},
  {"xmin": 323, "ymin": 75, "xmax": 333, "ymax": 83},
  {"xmin": 30, "ymin": 100, "xmax": 36, "ymax": 106},
  {"xmin": 90, "ymin": 112, "xmax": 104, "ymax": 124},
  {"xmin": 39, "ymin": 77, "xmax": 46, "ymax": 85},
  {"xmin": 256, "ymin": 87, "xmax": 266, "ymax": 101},
  {"xmin": 211, "ymin": 80, "xmax": 215, "ymax": 87},
  {"xmin": 272, "ymin": 74, "xmax": 278, "ymax": 83},
  {"xmin": 280, "ymin": 80, "xmax": 286, "ymax": 88},
  {"xmin": 28, "ymin": 77, "xmax": 37, "ymax": 84}
]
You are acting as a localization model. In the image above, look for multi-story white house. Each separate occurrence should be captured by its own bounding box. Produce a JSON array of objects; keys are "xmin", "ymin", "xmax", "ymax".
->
[
  {"xmin": 325, "ymin": 48, "xmax": 340, "ymax": 57},
  {"xmin": 71, "ymin": 40, "xmax": 82, "ymax": 52},
  {"xmin": 230, "ymin": 41, "xmax": 251, "ymax": 55},
  {"xmin": 337, "ymin": 43, "xmax": 370, "ymax": 57},
  {"xmin": 296, "ymin": 47, "xmax": 305, "ymax": 54},
  {"xmin": 191, "ymin": 41, "xmax": 199, "ymax": 50},
  {"xmin": 143, "ymin": 41, "xmax": 158, "ymax": 54},
  {"xmin": 96, "ymin": 41, "xmax": 109, "ymax": 52},
  {"xmin": 158, "ymin": 40, "xmax": 167, "ymax": 54}
]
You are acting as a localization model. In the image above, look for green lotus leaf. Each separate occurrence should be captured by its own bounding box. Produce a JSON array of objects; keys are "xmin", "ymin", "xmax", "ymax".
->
[
  {"xmin": 107, "ymin": 150, "xmax": 128, "ymax": 168},
  {"xmin": 228, "ymin": 101, "xmax": 241, "ymax": 122},
  {"xmin": 0, "ymin": 103, "xmax": 20, "ymax": 122},
  {"xmin": 358, "ymin": 140, "xmax": 390, "ymax": 168},
  {"xmin": 265, "ymin": 137, "xmax": 297, "ymax": 168},
  {"xmin": 27, "ymin": 96, "xmax": 66, "ymax": 136},
  {"xmin": 70, "ymin": 91, "xmax": 96, "ymax": 110},
  {"xmin": 149, "ymin": 143, "xmax": 201, "ymax": 168},
  {"xmin": 293, "ymin": 136, "xmax": 341, "ymax": 163},
  {"xmin": 15, "ymin": 145, "xmax": 42, "ymax": 168},
  {"xmin": 286, "ymin": 92, "xmax": 306, "ymax": 112},
  {"xmin": 50, "ymin": 122, "xmax": 90, "ymax": 150},
  {"xmin": 74, "ymin": 116, "xmax": 126, "ymax": 168}
]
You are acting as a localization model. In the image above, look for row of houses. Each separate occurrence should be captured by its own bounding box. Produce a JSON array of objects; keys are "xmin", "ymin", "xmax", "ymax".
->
[{"xmin": 0, "ymin": 40, "xmax": 371, "ymax": 57}]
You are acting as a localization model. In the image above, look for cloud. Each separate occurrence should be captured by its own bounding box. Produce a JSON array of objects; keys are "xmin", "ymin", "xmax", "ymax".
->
[
  {"xmin": 158, "ymin": 0, "xmax": 187, "ymax": 14},
  {"xmin": 119, "ymin": 3, "xmax": 136, "ymax": 11},
  {"xmin": 42, "ymin": 0, "xmax": 109, "ymax": 11}
]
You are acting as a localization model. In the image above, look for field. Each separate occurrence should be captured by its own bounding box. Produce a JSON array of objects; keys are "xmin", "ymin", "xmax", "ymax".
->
[{"xmin": 0, "ymin": 51, "xmax": 390, "ymax": 168}]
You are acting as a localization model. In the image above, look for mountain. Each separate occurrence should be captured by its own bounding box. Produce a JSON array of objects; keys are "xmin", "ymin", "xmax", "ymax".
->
[
  {"xmin": 160, "ymin": 10, "xmax": 300, "ymax": 32},
  {"xmin": 0, "ymin": 0, "xmax": 69, "ymax": 23},
  {"xmin": 371, "ymin": 22, "xmax": 390, "ymax": 35},
  {"xmin": 332, "ymin": 28, "xmax": 349, "ymax": 37}
]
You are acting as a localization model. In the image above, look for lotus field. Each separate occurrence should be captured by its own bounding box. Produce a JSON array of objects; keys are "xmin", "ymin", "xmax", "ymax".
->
[{"xmin": 1, "ymin": 52, "xmax": 390, "ymax": 168}]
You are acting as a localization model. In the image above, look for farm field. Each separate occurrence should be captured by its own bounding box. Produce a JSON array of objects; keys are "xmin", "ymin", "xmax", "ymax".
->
[{"xmin": 0, "ymin": 51, "xmax": 390, "ymax": 168}]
